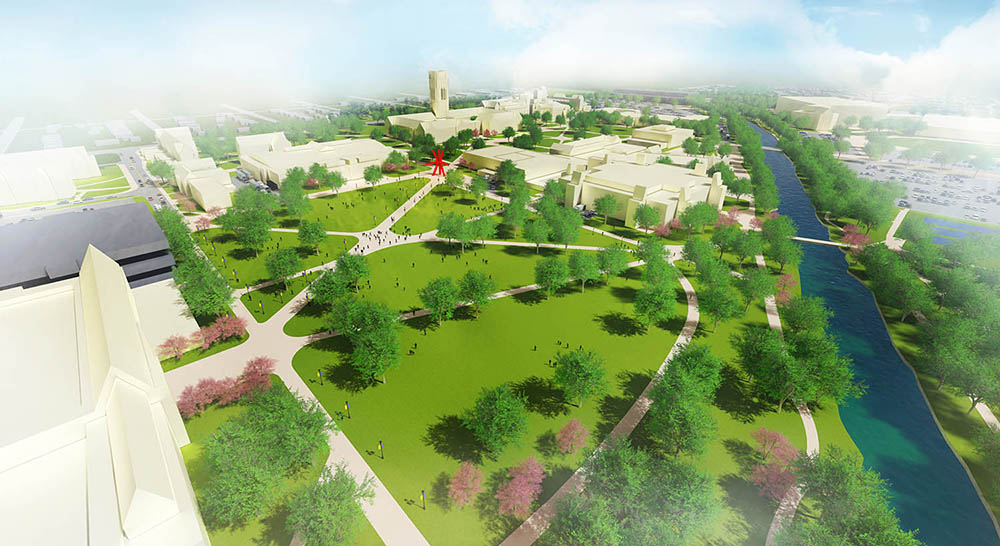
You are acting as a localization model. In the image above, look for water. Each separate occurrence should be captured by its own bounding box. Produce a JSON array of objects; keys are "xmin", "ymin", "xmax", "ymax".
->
[{"xmin": 751, "ymin": 123, "xmax": 999, "ymax": 545}]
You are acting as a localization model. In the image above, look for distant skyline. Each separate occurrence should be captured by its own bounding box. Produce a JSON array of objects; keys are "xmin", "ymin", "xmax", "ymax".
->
[{"xmin": 0, "ymin": 0, "xmax": 997, "ymax": 119}]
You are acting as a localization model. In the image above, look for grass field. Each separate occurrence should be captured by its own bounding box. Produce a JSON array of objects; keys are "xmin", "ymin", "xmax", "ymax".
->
[
  {"xmin": 77, "ymin": 177, "xmax": 130, "ymax": 190},
  {"xmin": 490, "ymin": 214, "xmax": 637, "ymax": 249},
  {"xmin": 827, "ymin": 206, "xmax": 901, "ymax": 245},
  {"xmin": 283, "ymin": 241, "xmax": 616, "ymax": 337},
  {"xmin": 196, "ymin": 228, "xmax": 358, "ymax": 287},
  {"xmin": 390, "ymin": 185, "xmax": 504, "ymax": 235},
  {"xmin": 180, "ymin": 377, "xmax": 383, "ymax": 546},
  {"xmin": 160, "ymin": 333, "xmax": 249, "ymax": 372},
  {"xmin": 278, "ymin": 178, "xmax": 428, "ymax": 232},
  {"xmin": 888, "ymin": 137, "xmax": 1000, "ymax": 157},
  {"xmin": 291, "ymin": 275, "xmax": 686, "ymax": 545},
  {"xmin": 94, "ymin": 152, "xmax": 121, "ymax": 165},
  {"xmin": 82, "ymin": 187, "xmax": 130, "ymax": 199},
  {"xmin": 74, "ymin": 164, "xmax": 125, "ymax": 189},
  {"xmin": 384, "ymin": 164, "xmax": 431, "ymax": 178},
  {"xmin": 241, "ymin": 271, "xmax": 320, "ymax": 323}
]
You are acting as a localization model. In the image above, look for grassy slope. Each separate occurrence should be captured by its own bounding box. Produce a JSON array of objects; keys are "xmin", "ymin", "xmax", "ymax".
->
[
  {"xmin": 291, "ymin": 276, "xmax": 686, "ymax": 545},
  {"xmin": 241, "ymin": 271, "xmax": 320, "ymax": 323},
  {"xmin": 73, "ymin": 164, "xmax": 123, "ymax": 187},
  {"xmin": 390, "ymin": 185, "xmax": 504, "ymax": 235},
  {"xmin": 161, "ymin": 333, "xmax": 249, "ymax": 372},
  {"xmin": 195, "ymin": 228, "xmax": 357, "ymax": 287},
  {"xmin": 278, "ymin": 178, "xmax": 427, "ymax": 232},
  {"xmin": 180, "ymin": 378, "xmax": 383, "ymax": 546}
]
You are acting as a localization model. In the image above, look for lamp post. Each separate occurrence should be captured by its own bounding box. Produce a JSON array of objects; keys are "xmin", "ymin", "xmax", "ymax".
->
[
  {"xmin": 422, "ymin": 489, "xmax": 426, "ymax": 510},
  {"xmin": 378, "ymin": 440, "xmax": 384, "ymax": 459},
  {"xmin": 345, "ymin": 401, "xmax": 351, "ymax": 419}
]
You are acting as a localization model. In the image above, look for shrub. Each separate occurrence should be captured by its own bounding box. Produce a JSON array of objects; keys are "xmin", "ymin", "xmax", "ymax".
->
[
  {"xmin": 557, "ymin": 419, "xmax": 589, "ymax": 455},
  {"xmin": 177, "ymin": 357, "xmax": 275, "ymax": 418},
  {"xmin": 215, "ymin": 315, "xmax": 247, "ymax": 340},
  {"xmin": 192, "ymin": 324, "xmax": 221, "ymax": 350},
  {"xmin": 653, "ymin": 223, "xmax": 672, "ymax": 237},
  {"xmin": 158, "ymin": 334, "xmax": 188, "ymax": 360}
]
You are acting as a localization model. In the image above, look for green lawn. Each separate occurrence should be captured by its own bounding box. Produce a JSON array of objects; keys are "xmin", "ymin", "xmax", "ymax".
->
[
  {"xmin": 491, "ymin": 214, "xmax": 636, "ymax": 249},
  {"xmin": 888, "ymin": 137, "xmax": 1000, "ymax": 157},
  {"xmin": 94, "ymin": 152, "xmax": 121, "ymax": 165},
  {"xmin": 384, "ymin": 164, "xmax": 431, "ymax": 178},
  {"xmin": 241, "ymin": 271, "xmax": 320, "ymax": 323},
  {"xmin": 217, "ymin": 160, "xmax": 240, "ymax": 170},
  {"xmin": 900, "ymin": 209, "xmax": 1000, "ymax": 240},
  {"xmin": 827, "ymin": 206, "xmax": 900, "ymax": 245},
  {"xmin": 82, "ymin": 187, "xmax": 130, "ymax": 199},
  {"xmin": 646, "ymin": 260, "xmax": 860, "ymax": 545},
  {"xmin": 390, "ymin": 185, "xmax": 504, "ymax": 235},
  {"xmin": 283, "ymin": 241, "xmax": 616, "ymax": 337},
  {"xmin": 73, "ymin": 164, "xmax": 124, "ymax": 188},
  {"xmin": 278, "ymin": 178, "xmax": 428, "ymax": 232},
  {"xmin": 195, "ymin": 228, "xmax": 358, "ymax": 287},
  {"xmin": 77, "ymin": 177, "xmax": 129, "ymax": 190},
  {"xmin": 181, "ymin": 377, "xmax": 383, "ymax": 546},
  {"xmin": 160, "ymin": 333, "xmax": 249, "ymax": 372},
  {"xmin": 291, "ymin": 275, "xmax": 686, "ymax": 545},
  {"xmin": 541, "ymin": 130, "xmax": 563, "ymax": 137}
]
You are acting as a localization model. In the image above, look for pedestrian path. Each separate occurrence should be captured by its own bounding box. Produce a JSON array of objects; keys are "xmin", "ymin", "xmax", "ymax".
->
[{"xmin": 884, "ymin": 208, "xmax": 910, "ymax": 251}]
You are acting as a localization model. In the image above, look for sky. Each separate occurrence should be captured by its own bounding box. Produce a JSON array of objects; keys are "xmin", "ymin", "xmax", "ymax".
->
[{"xmin": 0, "ymin": 0, "xmax": 997, "ymax": 119}]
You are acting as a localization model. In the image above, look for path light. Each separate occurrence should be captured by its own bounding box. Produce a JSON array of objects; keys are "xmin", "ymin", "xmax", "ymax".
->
[
  {"xmin": 317, "ymin": 369, "xmax": 324, "ymax": 386},
  {"xmin": 345, "ymin": 401, "xmax": 351, "ymax": 419},
  {"xmin": 379, "ymin": 440, "xmax": 384, "ymax": 459},
  {"xmin": 422, "ymin": 489, "xmax": 426, "ymax": 510}
]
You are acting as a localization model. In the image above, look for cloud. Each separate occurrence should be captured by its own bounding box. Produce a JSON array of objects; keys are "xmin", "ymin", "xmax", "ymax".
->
[{"xmin": 914, "ymin": 13, "xmax": 931, "ymax": 33}]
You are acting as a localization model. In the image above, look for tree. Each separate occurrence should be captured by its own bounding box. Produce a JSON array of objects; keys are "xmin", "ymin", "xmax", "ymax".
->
[
  {"xmin": 781, "ymin": 296, "xmax": 832, "ymax": 333},
  {"xmin": 298, "ymin": 220, "xmax": 327, "ymax": 253},
  {"xmin": 472, "ymin": 137, "xmax": 487, "ymax": 149},
  {"xmin": 737, "ymin": 267, "xmax": 777, "ymax": 311},
  {"xmin": 307, "ymin": 162, "xmax": 328, "ymax": 184},
  {"xmin": 971, "ymin": 154, "xmax": 995, "ymax": 177},
  {"xmin": 568, "ymin": 252, "xmax": 600, "ymax": 292},
  {"xmin": 158, "ymin": 334, "xmax": 188, "ymax": 360},
  {"xmin": 700, "ymin": 284, "xmax": 743, "ymax": 332},
  {"xmin": 281, "ymin": 167, "xmax": 312, "ymax": 218},
  {"xmin": 512, "ymin": 133, "xmax": 535, "ymax": 149},
  {"xmin": 333, "ymin": 252, "xmax": 369, "ymax": 292},
  {"xmin": 766, "ymin": 238, "xmax": 803, "ymax": 273},
  {"xmin": 524, "ymin": 218, "xmax": 551, "ymax": 253},
  {"xmin": 457, "ymin": 128, "xmax": 474, "ymax": 143},
  {"xmin": 749, "ymin": 427, "xmax": 799, "ymax": 501},
  {"xmin": 323, "ymin": 170, "xmax": 346, "ymax": 193},
  {"xmin": 217, "ymin": 194, "xmax": 273, "ymax": 257},
  {"xmin": 363, "ymin": 164, "xmax": 383, "ymax": 187},
  {"xmin": 634, "ymin": 282, "xmax": 676, "ymax": 325},
  {"xmin": 535, "ymin": 257, "xmax": 570, "ymax": 297},
  {"xmin": 553, "ymin": 349, "xmax": 607, "ymax": 407},
  {"xmin": 502, "ymin": 202, "xmax": 529, "ymax": 239},
  {"xmin": 419, "ymin": 276, "xmax": 459, "ymax": 323},
  {"xmin": 147, "ymin": 159, "xmax": 175, "ymax": 182},
  {"xmin": 448, "ymin": 461, "xmax": 484, "ymax": 508},
  {"xmin": 680, "ymin": 202, "xmax": 719, "ymax": 234},
  {"xmin": 174, "ymin": 258, "xmax": 235, "ymax": 317},
  {"xmin": 496, "ymin": 457, "xmax": 545, "ymax": 518},
  {"xmin": 309, "ymin": 269, "xmax": 348, "ymax": 305},
  {"xmin": 593, "ymin": 194, "xmax": 619, "ymax": 223},
  {"xmin": 835, "ymin": 138, "xmax": 851, "ymax": 158},
  {"xmin": 549, "ymin": 208, "xmax": 583, "ymax": 253},
  {"xmin": 470, "ymin": 215, "xmax": 496, "ymax": 245},
  {"xmin": 973, "ymin": 425, "xmax": 1000, "ymax": 497},
  {"xmin": 761, "ymin": 214, "xmax": 797, "ymax": 243},
  {"xmin": 949, "ymin": 358, "xmax": 1000, "ymax": 414},
  {"xmin": 717, "ymin": 141, "xmax": 733, "ymax": 158},
  {"xmin": 633, "ymin": 203, "xmax": 660, "ymax": 231},
  {"xmin": 780, "ymin": 447, "xmax": 921, "ymax": 545},
  {"xmin": 265, "ymin": 247, "xmax": 302, "ymax": 289},
  {"xmin": 682, "ymin": 137, "xmax": 700, "ymax": 156},
  {"xmin": 286, "ymin": 464, "xmax": 375, "ymax": 546},
  {"xmin": 470, "ymin": 175, "xmax": 489, "ymax": 201},
  {"xmin": 437, "ymin": 212, "xmax": 465, "ymax": 247},
  {"xmin": 557, "ymin": 418, "xmax": 590, "ymax": 455},
  {"xmin": 711, "ymin": 223, "xmax": 742, "ymax": 259},
  {"xmin": 734, "ymin": 230, "xmax": 764, "ymax": 269},
  {"xmin": 328, "ymin": 297, "xmax": 401, "ymax": 382},
  {"xmin": 459, "ymin": 270, "xmax": 496, "ymax": 317},
  {"xmin": 598, "ymin": 246, "xmax": 630, "ymax": 282},
  {"xmin": 444, "ymin": 169, "xmax": 465, "ymax": 192},
  {"xmin": 727, "ymin": 177, "xmax": 753, "ymax": 203},
  {"xmin": 463, "ymin": 384, "xmax": 528, "ymax": 455},
  {"xmin": 541, "ymin": 111, "xmax": 553, "ymax": 123},
  {"xmin": 502, "ymin": 126, "xmax": 516, "ymax": 142},
  {"xmin": 832, "ymin": 125, "xmax": 852, "ymax": 140},
  {"xmin": 194, "ymin": 215, "xmax": 212, "ymax": 231}
]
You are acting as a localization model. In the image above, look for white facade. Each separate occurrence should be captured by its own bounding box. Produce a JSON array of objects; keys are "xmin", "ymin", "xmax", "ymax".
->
[
  {"xmin": 238, "ymin": 135, "xmax": 392, "ymax": 186},
  {"xmin": 0, "ymin": 146, "xmax": 100, "ymax": 207},
  {"xmin": 0, "ymin": 246, "xmax": 208, "ymax": 546},
  {"xmin": 155, "ymin": 127, "xmax": 200, "ymax": 162}
]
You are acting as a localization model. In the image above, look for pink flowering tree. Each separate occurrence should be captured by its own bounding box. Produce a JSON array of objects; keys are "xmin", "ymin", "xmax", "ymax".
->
[
  {"xmin": 448, "ymin": 461, "xmax": 484, "ymax": 508},
  {"xmin": 237, "ymin": 356, "xmax": 276, "ymax": 395},
  {"xmin": 158, "ymin": 334, "xmax": 188, "ymax": 360},
  {"xmin": 556, "ymin": 419, "xmax": 589, "ymax": 455},
  {"xmin": 841, "ymin": 224, "xmax": 871, "ymax": 253},
  {"xmin": 669, "ymin": 217, "xmax": 685, "ymax": 232},
  {"xmin": 214, "ymin": 315, "xmax": 247, "ymax": 340},
  {"xmin": 176, "ymin": 357, "xmax": 275, "ymax": 419},
  {"xmin": 206, "ymin": 206, "xmax": 223, "ymax": 219},
  {"xmin": 749, "ymin": 427, "xmax": 799, "ymax": 501},
  {"xmin": 775, "ymin": 273, "xmax": 797, "ymax": 307},
  {"xmin": 653, "ymin": 223, "xmax": 672, "ymax": 237},
  {"xmin": 717, "ymin": 207, "xmax": 741, "ymax": 227},
  {"xmin": 194, "ymin": 215, "xmax": 212, "ymax": 231},
  {"xmin": 178, "ymin": 198, "xmax": 197, "ymax": 212},
  {"xmin": 192, "ymin": 324, "xmax": 221, "ymax": 350},
  {"xmin": 496, "ymin": 457, "xmax": 545, "ymax": 518}
]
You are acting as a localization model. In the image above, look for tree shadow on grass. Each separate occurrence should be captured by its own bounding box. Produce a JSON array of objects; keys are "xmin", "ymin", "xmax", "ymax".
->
[
  {"xmin": 231, "ymin": 247, "xmax": 257, "ymax": 261},
  {"xmin": 513, "ymin": 290, "xmax": 546, "ymax": 306},
  {"xmin": 293, "ymin": 299, "xmax": 328, "ymax": 319},
  {"xmin": 423, "ymin": 415, "xmax": 484, "ymax": 464},
  {"xmin": 278, "ymin": 218, "xmax": 300, "ymax": 229},
  {"xmin": 253, "ymin": 499, "xmax": 294, "ymax": 546},
  {"xmin": 213, "ymin": 231, "xmax": 237, "ymax": 244},
  {"xmin": 536, "ymin": 429, "xmax": 560, "ymax": 458},
  {"xmin": 310, "ymin": 336, "xmax": 373, "ymax": 393},
  {"xmin": 724, "ymin": 438, "xmax": 761, "ymax": 477},
  {"xmin": 475, "ymin": 468, "xmax": 522, "ymax": 543},
  {"xmin": 513, "ymin": 376, "xmax": 568, "ymax": 418},
  {"xmin": 595, "ymin": 311, "xmax": 645, "ymax": 336},
  {"xmin": 594, "ymin": 370, "xmax": 652, "ymax": 439},
  {"xmin": 401, "ymin": 313, "xmax": 435, "ymax": 334},
  {"xmin": 430, "ymin": 471, "xmax": 452, "ymax": 512},
  {"xmin": 719, "ymin": 473, "xmax": 775, "ymax": 545},
  {"xmin": 538, "ymin": 463, "xmax": 574, "ymax": 505},
  {"xmin": 713, "ymin": 364, "xmax": 771, "ymax": 424},
  {"xmin": 609, "ymin": 284, "xmax": 638, "ymax": 303},
  {"xmin": 456, "ymin": 197, "xmax": 476, "ymax": 206}
]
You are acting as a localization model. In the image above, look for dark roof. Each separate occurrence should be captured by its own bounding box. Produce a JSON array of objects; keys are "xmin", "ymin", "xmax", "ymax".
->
[{"xmin": 0, "ymin": 202, "xmax": 172, "ymax": 289}]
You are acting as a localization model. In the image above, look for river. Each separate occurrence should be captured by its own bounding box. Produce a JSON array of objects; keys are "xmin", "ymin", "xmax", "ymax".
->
[{"xmin": 751, "ymin": 123, "xmax": 999, "ymax": 545}]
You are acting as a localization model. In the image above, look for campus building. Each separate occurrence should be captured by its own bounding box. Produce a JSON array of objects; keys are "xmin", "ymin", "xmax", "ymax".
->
[
  {"xmin": 386, "ymin": 70, "xmax": 571, "ymax": 143},
  {"xmin": 460, "ymin": 142, "xmax": 723, "ymax": 227},
  {"xmin": 0, "ymin": 202, "xmax": 175, "ymax": 291},
  {"xmin": 775, "ymin": 96, "xmax": 889, "ymax": 132},
  {"xmin": 143, "ymin": 126, "xmax": 234, "ymax": 210},
  {"xmin": 155, "ymin": 127, "xmax": 200, "ymax": 162},
  {"xmin": 237, "ymin": 135, "xmax": 392, "ymax": 187},
  {"xmin": 630, "ymin": 124, "xmax": 696, "ymax": 148},
  {"xmin": 0, "ymin": 146, "xmax": 101, "ymax": 207},
  {"xmin": 0, "ymin": 245, "xmax": 208, "ymax": 546}
]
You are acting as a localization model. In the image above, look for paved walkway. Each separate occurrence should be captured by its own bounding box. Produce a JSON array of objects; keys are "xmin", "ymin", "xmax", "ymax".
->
[
  {"xmin": 500, "ymin": 253, "xmax": 698, "ymax": 545},
  {"xmin": 884, "ymin": 207, "xmax": 910, "ymax": 251},
  {"xmin": 791, "ymin": 235, "xmax": 848, "ymax": 248}
]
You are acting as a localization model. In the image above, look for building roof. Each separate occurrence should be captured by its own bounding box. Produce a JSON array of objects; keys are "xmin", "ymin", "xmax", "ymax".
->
[
  {"xmin": 779, "ymin": 95, "xmax": 887, "ymax": 109},
  {"xmin": 0, "ymin": 146, "xmax": 100, "ymax": 207},
  {"xmin": 463, "ymin": 146, "xmax": 584, "ymax": 183},
  {"xmin": 241, "ymin": 136, "xmax": 391, "ymax": 180},
  {"xmin": 586, "ymin": 161, "xmax": 704, "ymax": 192},
  {"xmin": 154, "ymin": 127, "xmax": 199, "ymax": 162},
  {"xmin": 0, "ymin": 202, "xmax": 172, "ymax": 290},
  {"xmin": 235, "ymin": 132, "xmax": 292, "ymax": 156}
]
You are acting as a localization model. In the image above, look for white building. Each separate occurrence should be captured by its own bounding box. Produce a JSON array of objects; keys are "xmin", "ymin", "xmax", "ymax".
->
[
  {"xmin": 0, "ymin": 146, "xmax": 101, "ymax": 207},
  {"xmin": 0, "ymin": 245, "xmax": 208, "ymax": 546},
  {"xmin": 155, "ymin": 127, "xmax": 200, "ymax": 162},
  {"xmin": 237, "ymin": 134, "xmax": 392, "ymax": 186},
  {"xmin": 174, "ymin": 157, "xmax": 235, "ymax": 210}
]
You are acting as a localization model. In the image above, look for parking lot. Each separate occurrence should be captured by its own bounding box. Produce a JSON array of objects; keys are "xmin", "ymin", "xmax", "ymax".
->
[{"xmin": 849, "ymin": 161, "xmax": 1000, "ymax": 225}]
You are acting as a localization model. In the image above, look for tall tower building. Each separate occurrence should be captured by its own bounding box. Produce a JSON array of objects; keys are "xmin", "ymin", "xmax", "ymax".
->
[{"xmin": 429, "ymin": 70, "xmax": 449, "ymax": 117}]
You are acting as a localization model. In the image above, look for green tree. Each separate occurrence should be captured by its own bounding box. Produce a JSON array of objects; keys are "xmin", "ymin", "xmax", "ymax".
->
[
  {"xmin": 717, "ymin": 141, "xmax": 733, "ymax": 158},
  {"xmin": 307, "ymin": 162, "xmax": 328, "ymax": 184},
  {"xmin": 541, "ymin": 111, "xmax": 553, "ymax": 123},
  {"xmin": 553, "ymin": 349, "xmax": 607, "ymax": 407},
  {"xmin": 598, "ymin": 246, "xmax": 630, "ymax": 282},
  {"xmin": 265, "ymin": 247, "xmax": 302, "ymax": 289},
  {"xmin": 437, "ymin": 212, "xmax": 465, "ymax": 247},
  {"xmin": 459, "ymin": 270, "xmax": 496, "ymax": 317},
  {"xmin": 328, "ymin": 297, "xmax": 401, "ymax": 383},
  {"xmin": 463, "ymin": 384, "xmax": 528, "ymax": 456},
  {"xmin": 835, "ymin": 138, "xmax": 851, "ymax": 158},
  {"xmin": 419, "ymin": 276, "xmax": 459, "ymax": 323},
  {"xmin": 679, "ymin": 202, "xmax": 719, "ymax": 234},
  {"xmin": 761, "ymin": 215, "xmax": 797, "ymax": 243},
  {"xmin": 174, "ymin": 258, "xmax": 235, "ymax": 317},
  {"xmin": 512, "ymin": 133, "xmax": 534, "ymax": 149},
  {"xmin": 593, "ymin": 194, "xmax": 619, "ymax": 223},
  {"xmin": 308, "ymin": 269, "xmax": 348, "ymax": 305},
  {"xmin": 333, "ymin": 252, "xmax": 369, "ymax": 292},
  {"xmin": 550, "ymin": 207, "xmax": 583, "ymax": 253},
  {"xmin": 147, "ymin": 159, "xmax": 175, "ymax": 182},
  {"xmin": 766, "ymin": 238, "xmax": 803, "ymax": 273},
  {"xmin": 634, "ymin": 282, "xmax": 676, "ymax": 325},
  {"xmin": 737, "ymin": 267, "xmax": 776, "ymax": 311},
  {"xmin": 711, "ymin": 223, "xmax": 742, "ymax": 259},
  {"xmin": 569, "ymin": 252, "xmax": 601, "ymax": 292},
  {"xmin": 781, "ymin": 296, "xmax": 832, "ymax": 333},
  {"xmin": 700, "ymin": 284, "xmax": 743, "ymax": 332},
  {"xmin": 502, "ymin": 202, "xmax": 530, "ymax": 239},
  {"xmin": 544, "ymin": 179, "xmax": 567, "ymax": 204},
  {"xmin": 298, "ymin": 220, "xmax": 327, "ymax": 253},
  {"xmin": 503, "ymin": 126, "xmax": 516, "ymax": 142},
  {"xmin": 535, "ymin": 256, "xmax": 570, "ymax": 297},
  {"xmin": 323, "ymin": 170, "xmax": 346, "ymax": 194},
  {"xmin": 470, "ymin": 215, "xmax": 496, "ymax": 245},
  {"xmin": 633, "ymin": 203, "xmax": 660, "ymax": 231},
  {"xmin": 734, "ymin": 230, "xmax": 764, "ymax": 269},
  {"xmin": 470, "ymin": 175, "xmax": 489, "ymax": 201},
  {"xmin": 524, "ymin": 218, "xmax": 551, "ymax": 253},
  {"xmin": 286, "ymin": 464, "xmax": 375, "ymax": 546},
  {"xmin": 682, "ymin": 137, "xmax": 700, "ymax": 156},
  {"xmin": 444, "ymin": 169, "xmax": 465, "ymax": 192},
  {"xmin": 363, "ymin": 164, "xmax": 383, "ymax": 187}
]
